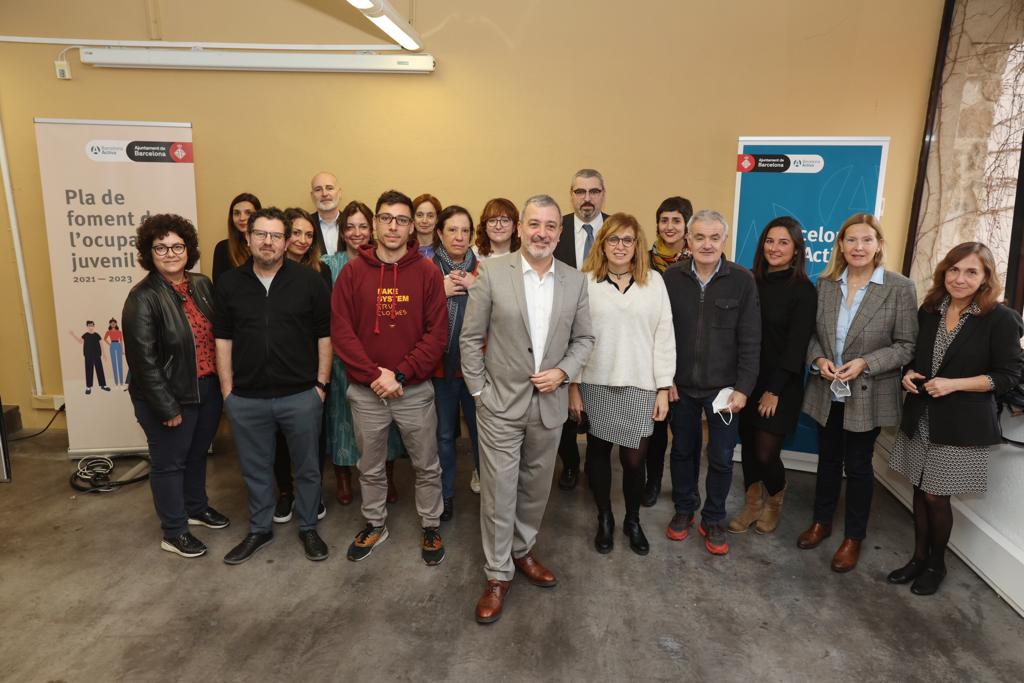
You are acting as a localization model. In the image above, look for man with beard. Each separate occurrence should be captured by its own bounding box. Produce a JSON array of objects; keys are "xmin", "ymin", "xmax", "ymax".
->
[
  {"xmin": 552, "ymin": 168, "xmax": 610, "ymax": 490},
  {"xmin": 461, "ymin": 194, "xmax": 595, "ymax": 624},
  {"xmin": 214, "ymin": 207, "xmax": 333, "ymax": 564},
  {"xmin": 310, "ymin": 171, "xmax": 342, "ymax": 256}
]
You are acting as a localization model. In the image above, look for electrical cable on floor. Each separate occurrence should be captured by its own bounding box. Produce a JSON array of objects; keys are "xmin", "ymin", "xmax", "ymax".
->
[
  {"xmin": 70, "ymin": 454, "xmax": 150, "ymax": 493},
  {"xmin": 9, "ymin": 404, "xmax": 65, "ymax": 442}
]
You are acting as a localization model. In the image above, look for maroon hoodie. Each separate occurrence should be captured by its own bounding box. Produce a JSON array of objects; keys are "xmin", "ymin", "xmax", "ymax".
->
[{"xmin": 331, "ymin": 243, "xmax": 448, "ymax": 386}]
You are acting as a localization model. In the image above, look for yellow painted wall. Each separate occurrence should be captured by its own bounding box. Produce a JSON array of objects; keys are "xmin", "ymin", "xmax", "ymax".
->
[{"xmin": 0, "ymin": 0, "xmax": 944, "ymax": 428}]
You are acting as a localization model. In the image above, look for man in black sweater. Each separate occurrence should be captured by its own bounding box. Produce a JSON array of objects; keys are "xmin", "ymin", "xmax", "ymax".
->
[
  {"xmin": 214, "ymin": 207, "xmax": 333, "ymax": 565},
  {"xmin": 662, "ymin": 209, "xmax": 760, "ymax": 557}
]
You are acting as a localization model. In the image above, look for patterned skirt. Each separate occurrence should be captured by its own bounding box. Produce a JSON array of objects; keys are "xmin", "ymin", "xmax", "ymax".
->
[
  {"xmin": 889, "ymin": 407, "xmax": 989, "ymax": 496},
  {"xmin": 579, "ymin": 383, "xmax": 656, "ymax": 449}
]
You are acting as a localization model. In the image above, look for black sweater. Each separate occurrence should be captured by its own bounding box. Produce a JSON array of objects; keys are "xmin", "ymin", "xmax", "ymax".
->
[
  {"xmin": 213, "ymin": 258, "xmax": 331, "ymax": 398},
  {"xmin": 755, "ymin": 269, "xmax": 818, "ymax": 394}
]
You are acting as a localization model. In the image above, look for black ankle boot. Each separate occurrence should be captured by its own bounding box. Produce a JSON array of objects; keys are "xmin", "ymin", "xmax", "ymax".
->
[
  {"xmin": 622, "ymin": 515, "xmax": 650, "ymax": 555},
  {"xmin": 911, "ymin": 557, "xmax": 947, "ymax": 596},
  {"xmin": 641, "ymin": 480, "xmax": 660, "ymax": 508},
  {"xmin": 595, "ymin": 509, "xmax": 614, "ymax": 554},
  {"xmin": 887, "ymin": 557, "xmax": 927, "ymax": 584}
]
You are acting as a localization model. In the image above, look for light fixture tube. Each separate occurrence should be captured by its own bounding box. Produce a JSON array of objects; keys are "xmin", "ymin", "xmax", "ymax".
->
[
  {"xmin": 79, "ymin": 47, "xmax": 435, "ymax": 73},
  {"xmin": 346, "ymin": 0, "xmax": 423, "ymax": 51}
]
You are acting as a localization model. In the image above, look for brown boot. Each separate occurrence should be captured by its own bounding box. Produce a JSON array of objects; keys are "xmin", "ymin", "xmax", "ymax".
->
[
  {"xmin": 727, "ymin": 482, "xmax": 764, "ymax": 534},
  {"xmin": 755, "ymin": 485, "xmax": 786, "ymax": 534},
  {"xmin": 334, "ymin": 465, "xmax": 352, "ymax": 506},
  {"xmin": 386, "ymin": 460, "xmax": 398, "ymax": 504}
]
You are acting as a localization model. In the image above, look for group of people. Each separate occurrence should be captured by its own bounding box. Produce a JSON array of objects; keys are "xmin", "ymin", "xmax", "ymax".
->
[{"xmin": 120, "ymin": 167, "xmax": 1023, "ymax": 624}]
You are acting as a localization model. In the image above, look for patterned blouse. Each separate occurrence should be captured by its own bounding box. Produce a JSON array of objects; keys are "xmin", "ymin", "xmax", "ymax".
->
[{"xmin": 171, "ymin": 278, "xmax": 216, "ymax": 378}]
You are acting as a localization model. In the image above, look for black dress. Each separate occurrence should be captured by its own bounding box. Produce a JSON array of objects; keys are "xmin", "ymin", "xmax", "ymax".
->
[{"xmin": 740, "ymin": 268, "xmax": 817, "ymax": 434}]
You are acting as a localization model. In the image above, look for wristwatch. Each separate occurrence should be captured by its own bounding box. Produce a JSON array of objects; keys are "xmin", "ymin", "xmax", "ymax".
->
[
  {"xmin": 315, "ymin": 381, "xmax": 329, "ymax": 392},
  {"xmin": 394, "ymin": 371, "xmax": 407, "ymax": 386}
]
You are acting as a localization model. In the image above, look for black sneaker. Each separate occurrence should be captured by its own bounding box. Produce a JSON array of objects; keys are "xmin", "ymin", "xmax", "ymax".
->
[
  {"xmin": 299, "ymin": 529, "xmax": 329, "ymax": 561},
  {"xmin": 440, "ymin": 497, "xmax": 454, "ymax": 522},
  {"xmin": 188, "ymin": 506, "xmax": 230, "ymax": 529},
  {"xmin": 422, "ymin": 526, "xmax": 446, "ymax": 566},
  {"xmin": 347, "ymin": 524, "xmax": 388, "ymax": 562},
  {"xmin": 273, "ymin": 493, "xmax": 295, "ymax": 524},
  {"xmin": 161, "ymin": 532, "xmax": 207, "ymax": 558},
  {"xmin": 317, "ymin": 501, "xmax": 327, "ymax": 521},
  {"xmin": 223, "ymin": 532, "xmax": 274, "ymax": 565}
]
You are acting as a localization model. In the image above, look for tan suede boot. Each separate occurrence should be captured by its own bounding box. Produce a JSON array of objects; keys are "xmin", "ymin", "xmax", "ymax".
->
[
  {"xmin": 755, "ymin": 485, "xmax": 787, "ymax": 534},
  {"xmin": 727, "ymin": 482, "xmax": 764, "ymax": 534}
]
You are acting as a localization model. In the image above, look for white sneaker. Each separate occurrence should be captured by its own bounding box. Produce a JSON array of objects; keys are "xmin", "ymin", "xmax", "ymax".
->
[{"xmin": 470, "ymin": 468, "xmax": 481, "ymax": 494}]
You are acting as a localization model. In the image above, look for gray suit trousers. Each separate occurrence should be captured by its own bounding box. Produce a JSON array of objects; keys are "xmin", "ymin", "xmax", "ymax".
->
[{"xmin": 477, "ymin": 392, "xmax": 560, "ymax": 581}]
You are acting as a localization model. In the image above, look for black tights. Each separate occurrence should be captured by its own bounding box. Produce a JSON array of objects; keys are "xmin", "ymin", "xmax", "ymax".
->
[
  {"xmin": 738, "ymin": 423, "xmax": 786, "ymax": 495},
  {"xmin": 912, "ymin": 486, "xmax": 952, "ymax": 570},
  {"xmin": 586, "ymin": 434, "xmax": 647, "ymax": 518}
]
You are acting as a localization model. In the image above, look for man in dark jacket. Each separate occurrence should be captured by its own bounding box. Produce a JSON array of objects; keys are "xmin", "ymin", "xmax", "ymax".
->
[
  {"xmin": 662, "ymin": 209, "xmax": 761, "ymax": 556},
  {"xmin": 331, "ymin": 189, "xmax": 449, "ymax": 566},
  {"xmin": 214, "ymin": 207, "xmax": 333, "ymax": 565}
]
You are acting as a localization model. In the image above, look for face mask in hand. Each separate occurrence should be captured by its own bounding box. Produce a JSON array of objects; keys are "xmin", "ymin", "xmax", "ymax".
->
[
  {"xmin": 830, "ymin": 378, "xmax": 851, "ymax": 399},
  {"xmin": 712, "ymin": 387, "xmax": 734, "ymax": 425}
]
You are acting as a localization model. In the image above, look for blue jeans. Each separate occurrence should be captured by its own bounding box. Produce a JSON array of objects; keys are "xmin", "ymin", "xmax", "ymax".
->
[
  {"xmin": 668, "ymin": 391, "xmax": 739, "ymax": 524},
  {"xmin": 109, "ymin": 341, "xmax": 124, "ymax": 385},
  {"xmin": 432, "ymin": 376, "xmax": 479, "ymax": 499}
]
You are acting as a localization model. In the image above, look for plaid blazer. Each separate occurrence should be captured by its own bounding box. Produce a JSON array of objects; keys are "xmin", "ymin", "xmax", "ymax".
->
[{"xmin": 803, "ymin": 270, "xmax": 918, "ymax": 432}]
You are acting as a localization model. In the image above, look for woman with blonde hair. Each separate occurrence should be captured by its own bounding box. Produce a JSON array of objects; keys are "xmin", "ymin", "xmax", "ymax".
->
[
  {"xmin": 568, "ymin": 213, "xmax": 675, "ymax": 555},
  {"xmin": 799, "ymin": 213, "xmax": 917, "ymax": 573}
]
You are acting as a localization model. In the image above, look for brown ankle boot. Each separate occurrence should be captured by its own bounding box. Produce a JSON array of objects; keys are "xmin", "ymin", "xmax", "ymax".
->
[
  {"xmin": 727, "ymin": 482, "xmax": 764, "ymax": 534},
  {"xmin": 755, "ymin": 485, "xmax": 786, "ymax": 534},
  {"xmin": 334, "ymin": 465, "xmax": 353, "ymax": 506},
  {"xmin": 386, "ymin": 460, "xmax": 398, "ymax": 504}
]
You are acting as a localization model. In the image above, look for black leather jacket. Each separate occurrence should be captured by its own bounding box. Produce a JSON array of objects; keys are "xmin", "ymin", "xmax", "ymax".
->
[{"xmin": 123, "ymin": 271, "xmax": 216, "ymax": 420}]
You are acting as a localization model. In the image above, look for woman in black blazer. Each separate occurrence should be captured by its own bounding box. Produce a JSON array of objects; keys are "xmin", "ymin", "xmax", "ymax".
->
[{"xmin": 888, "ymin": 242, "xmax": 1024, "ymax": 595}]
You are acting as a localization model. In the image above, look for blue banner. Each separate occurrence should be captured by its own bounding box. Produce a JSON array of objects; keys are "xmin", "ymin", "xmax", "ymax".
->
[{"xmin": 733, "ymin": 137, "xmax": 889, "ymax": 457}]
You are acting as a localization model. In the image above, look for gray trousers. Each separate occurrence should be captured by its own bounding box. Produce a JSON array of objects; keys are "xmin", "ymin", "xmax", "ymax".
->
[
  {"xmin": 225, "ymin": 389, "xmax": 323, "ymax": 533},
  {"xmin": 347, "ymin": 381, "xmax": 443, "ymax": 528},
  {"xmin": 477, "ymin": 393, "xmax": 560, "ymax": 581}
]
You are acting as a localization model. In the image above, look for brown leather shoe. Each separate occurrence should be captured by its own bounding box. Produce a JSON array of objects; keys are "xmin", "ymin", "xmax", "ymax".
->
[
  {"xmin": 385, "ymin": 460, "xmax": 398, "ymax": 504},
  {"xmin": 334, "ymin": 465, "xmax": 353, "ymax": 506},
  {"xmin": 475, "ymin": 580, "xmax": 511, "ymax": 624},
  {"xmin": 831, "ymin": 538, "xmax": 861, "ymax": 573},
  {"xmin": 512, "ymin": 552, "xmax": 557, "ymax": 587},
  {"xmin": 797, "ymin": 521, "xmax": 832, "ymax": 549}
]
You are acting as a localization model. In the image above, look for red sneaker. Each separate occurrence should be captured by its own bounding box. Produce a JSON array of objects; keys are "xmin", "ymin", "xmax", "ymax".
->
[
  {"xmin": 665, "ymin": 512, "xmax": 694, "ymax": 541},
  {"xmin": 699, "ymin": 519, "xmax": 730, "ymax": 555}
]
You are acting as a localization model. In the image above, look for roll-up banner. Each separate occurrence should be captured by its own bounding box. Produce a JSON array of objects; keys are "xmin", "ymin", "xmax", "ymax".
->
[
  {"xmin": 732, "ymin": 136, "xmax": 889, "ymax": 469},
  {"xmin": 34, "ymin": 119, "xmax": 198, "ymax": 455}
]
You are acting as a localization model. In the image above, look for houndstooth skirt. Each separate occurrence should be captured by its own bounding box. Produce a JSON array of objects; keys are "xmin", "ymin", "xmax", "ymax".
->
[{"xmin": 579, "ymin": 383, "xmax": 656, "ymax": 449}]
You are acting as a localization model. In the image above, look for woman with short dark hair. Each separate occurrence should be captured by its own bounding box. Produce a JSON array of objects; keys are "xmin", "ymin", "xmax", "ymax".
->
[
  {"xmin": 123, "ymin": 214, "xmax": 229, "ymax": 558},
  {"xmin": 887, "ymin": 242, "xmax": 1023, "ymax": 595}
]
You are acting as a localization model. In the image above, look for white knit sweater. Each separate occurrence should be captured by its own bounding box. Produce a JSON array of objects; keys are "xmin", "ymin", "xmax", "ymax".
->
[{"xmin": 578, "ymin": 270, "xmax": 676, "ymax": 390}]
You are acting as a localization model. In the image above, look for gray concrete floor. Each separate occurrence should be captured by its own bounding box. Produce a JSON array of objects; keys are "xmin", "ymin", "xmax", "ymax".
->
[{"xmin": 2, "ymin": 429, "xmax": 1023, "ymax": 683}]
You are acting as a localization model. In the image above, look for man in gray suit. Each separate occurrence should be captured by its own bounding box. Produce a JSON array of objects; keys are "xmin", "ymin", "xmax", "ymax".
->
[{"xmin": 461, "ymin": 194, "xmax": 595, "ymax": 624}]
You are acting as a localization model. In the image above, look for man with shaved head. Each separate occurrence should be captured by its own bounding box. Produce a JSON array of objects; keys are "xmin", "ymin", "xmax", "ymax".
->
[{"xmin": 310, "ymin": 171, "xmax": 342, "ymax": 256}]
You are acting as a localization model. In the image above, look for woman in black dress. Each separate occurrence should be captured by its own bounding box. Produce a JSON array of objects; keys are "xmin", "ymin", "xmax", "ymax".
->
[
  {"xmin": 887, "ymin": 242, "xmax": 1023, "ymax": 595},
  {"xmin": 212, "ymin": 192, "xmax": 261, "ymax": 283},
  {"xmin": 729, "ymin": 217, "xmax": 816, "ymax": 535}
]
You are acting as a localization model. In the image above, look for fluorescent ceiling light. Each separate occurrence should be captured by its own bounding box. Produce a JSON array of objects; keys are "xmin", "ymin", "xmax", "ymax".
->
[
  {"xmin": 346, "ymin": 0, "xmax": 422, "ymax": 51},
  {"xmin": 79, "ymin": 47, "xmax": 435, "ymax": 73}
]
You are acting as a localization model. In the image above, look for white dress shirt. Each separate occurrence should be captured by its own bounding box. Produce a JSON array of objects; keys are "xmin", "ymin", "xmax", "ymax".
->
[
  {"xmin": 318, "ymin": 213, "xmax": 339, "ymax": 257},
  {"xmin": 521, "ymin": 255, "xmax": 556, "ymax": 373},
  {"xmin": 573, "ymin": 213, "xmax": 604, "ymax": 268}
]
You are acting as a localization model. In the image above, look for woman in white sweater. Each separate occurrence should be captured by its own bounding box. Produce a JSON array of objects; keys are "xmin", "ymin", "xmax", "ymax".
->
[{"xmin": 568, "ymin": 213, "xmax": 676, "ymax": 555}]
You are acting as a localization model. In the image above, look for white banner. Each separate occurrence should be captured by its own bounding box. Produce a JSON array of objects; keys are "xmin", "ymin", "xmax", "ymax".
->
[{"xmin": 34, "ymin": 119, "xmax": 198, "ymax": 454}]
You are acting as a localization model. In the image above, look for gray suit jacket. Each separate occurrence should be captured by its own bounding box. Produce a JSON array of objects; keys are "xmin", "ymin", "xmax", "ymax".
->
[
  {"xmin": 460, "ymin": 251, "xmax": 595, "ymax": 429},
  {"xmin": 802, "ymin": 270, "xmax": 918, "ymax": 432}
]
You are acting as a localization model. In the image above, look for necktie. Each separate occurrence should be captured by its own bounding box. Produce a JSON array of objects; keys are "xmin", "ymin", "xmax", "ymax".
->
[{"xmin": 582, "ymin": 224, "xmax": 594, "ymax": 262}]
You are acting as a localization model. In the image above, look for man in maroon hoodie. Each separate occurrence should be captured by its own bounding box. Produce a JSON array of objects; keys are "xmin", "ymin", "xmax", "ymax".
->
[{"xmin": 331, "ymin": 189, "xmax": 449, "ymax": 565}]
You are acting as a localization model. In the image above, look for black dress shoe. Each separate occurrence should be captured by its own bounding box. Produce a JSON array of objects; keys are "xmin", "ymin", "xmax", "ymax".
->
[
  {"xmin": 187, "ymin": 506, "xmax": 230, "ymax": 530},
  {"xmin": 623, "ymin": 516, "xmax": 650, "ymax": 555},
  {"xmin": 223, "ymin": 532, "xmax": 274, "ymax": 565},
  {"xmin": 299, "ymin": 529, "xmax": 329, "ymax": 561},
  {"xmin": 887, "ymin": 558, "xmax": 927, "ymax": 584},
  {"xmin": 558, "ymin": 466, "xmax": 579, "ymax": 491},
  {"xmin": 440, "ymin": 497, "xmax": 454, "ymax": 522},
  {"xmin": 161, "ymin": 532, "xmax": 207, "ymax": 558},
  {"xmin": 641, "ymin": 482, "xmax": 660, "ymax": 508},
  {"xmin": 594, "ymin": 510, "xmax": 614, "ymax": 553},
  {"xmin": 911, "ymin": 567, "xmax": 946, "ymax": 595}
]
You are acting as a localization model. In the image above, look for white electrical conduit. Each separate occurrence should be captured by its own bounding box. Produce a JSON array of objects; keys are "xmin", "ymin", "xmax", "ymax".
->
[{"xmin": 0, "ymin": 35, "xmax": 403, "ymax": 51}]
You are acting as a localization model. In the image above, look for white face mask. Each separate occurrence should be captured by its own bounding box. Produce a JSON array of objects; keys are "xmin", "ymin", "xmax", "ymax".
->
[
  {"xmin": 712, "ymin": 387, "xmax": 734, "ymax": 425},
  {"xmin": 830, "ymin": 378, "xmax": 851, "ymax": 399}
]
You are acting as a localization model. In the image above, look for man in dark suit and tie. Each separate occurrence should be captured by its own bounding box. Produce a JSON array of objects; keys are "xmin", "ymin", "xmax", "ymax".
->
[
  {"xmin": 552, "ymin": 168, "xmax": 609, "ymax": 490},
  {"xmin": 310, "ymin": 171, "xmax": 342, "ymax": 256}
]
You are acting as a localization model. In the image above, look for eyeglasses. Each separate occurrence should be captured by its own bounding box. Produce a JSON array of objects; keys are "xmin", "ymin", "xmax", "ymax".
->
[
  {"xmin": 152, "ymin": 243, "xmax": 187, "ymax": 256},
  {"xmin": 377, "ymin": 213, "xmax": 413, "ymax": 227},
  {"xmin": 251, "ymin": 230, "xmax": 286, "ymax": 243},
  {"xmin": 485, "ymin": 217, "xmax": 513, "ymax": 228},
  {"xmin": 606, "ymin": 236, "xmax": 636, "ymax": 247},
  {"xmin": 572, "ymin": 188, "xmax": 604, "ymax": 198}
]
